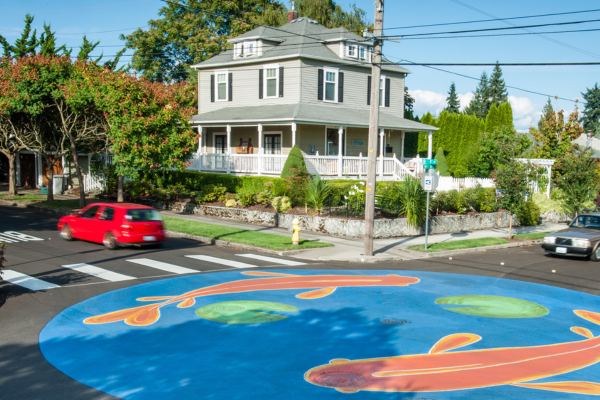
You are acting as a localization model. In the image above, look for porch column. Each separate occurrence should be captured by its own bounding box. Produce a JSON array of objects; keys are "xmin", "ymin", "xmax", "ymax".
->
[
  {"xmin": 379, "ymin": 129, "xmax": 385, "ymax": 177},
  {"xmin": 16, "ymin": 153, "xmax": 21, "ymax": 186},
  {"xmin": 257, "ymin": 124, "xmax": 263, "ymax": 176},
  {"xmin": 291, "ymin": 122, "xmax": 297, "ymax": 147},
  {"xmin": 88, "ymin": 154, "xmax": 91, "ymax": 175},
  {"xmin": 196, "ymin": 125, "xmax": 203, "ymax": 172},
  {"xmin": 427, "ymin": 130, "xmax": 433, "ymax": 159},
  {"xmin": 37, "ymin": 152, "xmax": 43, "ymax": 187},
  {"xmin": 338, "ymin": 126, "xmax": 344, "ymax": 177},
  {"xmin": 226, "ymin": 125, "xmax": 231, "ymax": 174},
  {"xmin": 400, "ymin": 131, "xmax": 405, "ymax": 163},
  {"xmin": 546, "ymin": 165, "xmax": 552, "ymax": 198}
]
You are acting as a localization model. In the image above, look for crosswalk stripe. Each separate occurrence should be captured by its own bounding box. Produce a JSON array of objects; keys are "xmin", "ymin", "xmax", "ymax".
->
[
  {"xmin": 236, "ymin": 254, "xmax": 307, "ymax": 266},
  {"xmin": 185, "ymin": 255, "xmax": 258, "ymax": 269},
  {"xmin": 62, "ymin": 263, "xmax": 136, "ymax": 282},
  {"xmin": 2, "ymin": 270, "xmax": 60, "ymax": 291},
  {"xmin": 126, "ymin": 258, "xmax": 198, "ymax": 274}
]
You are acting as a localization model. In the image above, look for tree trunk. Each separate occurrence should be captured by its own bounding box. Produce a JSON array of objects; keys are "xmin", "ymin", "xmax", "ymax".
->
[
  {"xmin": 43, "ymin": 154, "xmax": 54, "ymax": 202},
  {"xmin": 69, "ymin": 150, "xmax": 86, "ymax": 209},
  {"xmin": 509, "ymin": 214, "xmax": 513, "ymax": 240},
  {"xmin": 8, "ymin": 152, "xmax": 17, "ymax": 196},
  {"xmin": 117, "ymin": 175, "xmax": 124, "ymax": 202}
]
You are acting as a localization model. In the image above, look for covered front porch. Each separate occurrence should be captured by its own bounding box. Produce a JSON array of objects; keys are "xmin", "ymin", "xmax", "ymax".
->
[{"xmin": 189, "ymin": 104, "xmax": 437, "ymax": 180}]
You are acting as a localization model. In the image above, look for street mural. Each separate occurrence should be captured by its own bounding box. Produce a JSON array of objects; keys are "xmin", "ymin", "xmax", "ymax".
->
[{"xmin": 40, "ymin": 270, "xmax": 600, "ymax": 399}]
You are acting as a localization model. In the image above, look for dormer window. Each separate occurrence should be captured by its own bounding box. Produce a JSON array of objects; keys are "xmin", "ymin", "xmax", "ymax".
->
[
  {"xmin": 247, "ymin": 42, "xmax": 254, "ymax": 55},
  {"xmin": 235, "ymin": 40, "xmax": 258, "ymax": 58},
  {"xmin": 360, "ymin": 46, "xmax": 366, "ymax": 59},
  {"xmin": 347, "ymin": 45, "xmax": 356, "ymax": 58}
]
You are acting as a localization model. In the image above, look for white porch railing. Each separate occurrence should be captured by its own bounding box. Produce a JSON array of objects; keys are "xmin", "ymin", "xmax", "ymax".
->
[{"xmin": 82, "ymin": 173, "xmax": 105, "ymax": 193}]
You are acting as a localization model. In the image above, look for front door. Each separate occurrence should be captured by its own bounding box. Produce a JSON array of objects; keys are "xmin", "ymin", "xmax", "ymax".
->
[
  {"xmin": 326, "ymin": 128, "xmax": 345, "ymax": 156},
  {"xmin": 214, "ymin": 135, "xmax": 227, "ymax": 170},
  {"xmin": 264, "ymin": 134, "xmax": 281, "ymax": 155}
]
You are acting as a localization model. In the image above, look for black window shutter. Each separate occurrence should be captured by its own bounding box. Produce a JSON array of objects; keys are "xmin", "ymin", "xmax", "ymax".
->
[
  {"xmin": 279, "ymin": 66, "xmax": 284, "ymax": 97},
  {"xmin": 258, "ymin": 69, "xmax": 263, "ymax": 99},
  {"xmin": 367, "ymin": 76, "xmax": 371, "ymax": 105},
  {"xmin": 317, "ymin": 69, "xmax": 324, "ymax": 101},
  {"xmin": 210, "ymin": 74, "xmax": 215, "ymax": 102},
  {"xmin": 338, "ymin": 72, "xmax": 344, "ymax": 103},
  {"xmin": 385, "ymin": 78, "xmax": 391, "ymax": 107},
  {"xmin": 228, "ymin": 73, "xmax": 233, "ymax": 101}
]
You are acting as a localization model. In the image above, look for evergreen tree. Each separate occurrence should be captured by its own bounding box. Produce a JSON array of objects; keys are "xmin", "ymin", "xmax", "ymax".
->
[
  {"xmin": 0, "ymin": 14, "xmax": 38, "ymax": 57},
  {"xmin": 444, "ymin": 82, "xmax": 460, "ymax": 114},
  {"xmin": 581, "ymin": 83, "xmax": 600, "ymax": 135},
  {"xmin": 488, "ymin": 61, "xmax": 509, "ymax": 106},
  {"xmin": 463, "ymin": 72, "xmax": 489, "ymax": 119},
  {"xmin": 434, "ymin": 147, "xmax": 450, "ymax": 176},
  {"xmin": 281, "ymin": 144, "xmax": 309, "ymax": 179},
  {"xmin": 38, "ymin": 23, "xmax": 67, "ymax": 57},
  {"xmin": 404, "ymin": 86, "xmax": 415, "ymax": 116},
  {"xmin": 538, "ymin": 98, "xmax": 555, "ymax": 131}
]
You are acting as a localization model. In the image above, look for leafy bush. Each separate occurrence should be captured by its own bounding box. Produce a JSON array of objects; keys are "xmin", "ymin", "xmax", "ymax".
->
[
  {"xmin": 219, "ymin": 192, "xmax": 237, "ymax": 202},
  {"xmin": 446, "ymin": 190, "xmax": 469, "ymax": 214},
  {"xmin": 271, "ymin": 196, "xmax": 292, "ymax": 212},
  {"xmin": 195, "ymin": 184, "xmax": 227, "ymax": 204},
  {"xmin": 306, "ymin": 175, "xmax": 331, "ymax": 213},
  {"xmin": 518, "ymin": 201, "xmax": 541, "ymax": 226},
  {"xmin": 281, "ymin": 145, "xmax": 309, "ymax": 179},
  {"xmin": 225, "ymin": 199, "xmax": 237, "ymax": 207},
  {"xmin": 399, "ymin": 176, "xmax": 428, "ymax": 228},
  {"xmin": 237, "ymin": 190, "xmax": 255, "ymax": 207},
  {"xmin": 255, "ymin": 181, "xmax": 276, "ymax": 205},
  {"xmin": 345, "ymin": 182, "xmax": 367, "ymax": 214},
  {"xmin": 285, "ymin": 168, "xmax": 311, "ymax": 206}
]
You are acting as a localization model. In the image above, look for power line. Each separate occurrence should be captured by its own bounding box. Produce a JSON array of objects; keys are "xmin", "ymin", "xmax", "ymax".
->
[
  {"xmin": 448, "ymin": 0, "xmax": 600, "ymax": 61},
  {"xmin": 386, "ymin": 55, "xmax": 582, "ymax": 104},
  {"xmin": 401, "ymin": 27, "xmax": 600, "ymax": 40},
  {"xmin": 389, "ymin": 18, "xmax": 600, "ymax": 38},
  {"xmin": 0, "ymin": 0, "xmax": 156, "ymax": 15},
  {"xmin": 0, "ymin": 26, "xmax": 147, "ymax": 35},
  {"xmin": 384, "ymin": 8, "xmax": 600, "ymax": 31},
  {"xmin": 384, "ymin": 62, "xmax": 600, "ymax": 66}
]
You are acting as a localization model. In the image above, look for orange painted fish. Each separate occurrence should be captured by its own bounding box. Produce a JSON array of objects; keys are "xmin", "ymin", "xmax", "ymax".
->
[
  {"xmin": 84, "ymin": 271, "xmax": 419, "ymax": 327},
  {"xmin": 305, "ymin": 310, "xmax": 600, "ymax": 396}
]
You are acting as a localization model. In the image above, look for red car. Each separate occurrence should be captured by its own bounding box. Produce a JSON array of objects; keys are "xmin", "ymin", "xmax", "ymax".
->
[{"xmin": 58, "ymin": 203, "xmax": 166, "ymax": 250}]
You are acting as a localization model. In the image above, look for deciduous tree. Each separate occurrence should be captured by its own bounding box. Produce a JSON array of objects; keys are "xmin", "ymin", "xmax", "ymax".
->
[
  {"xmin": 492, "ymin": 159, "xmax": 530, "ymax": 238},
  {"xmin": 554, "ymin": 145, "xmax": 599, "ymax": 215}
]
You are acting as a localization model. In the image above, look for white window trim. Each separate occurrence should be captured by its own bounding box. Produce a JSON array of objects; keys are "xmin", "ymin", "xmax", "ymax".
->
[
  {"xmin": 323, "ymin": 67, "xmax": 339, "ymax": 103},
  {"xmin": 263, "ymin": 131, "xmax": 283, "ymax": 155},
  {"xmin": 379, "ymin": 74, "xmax": 387, "ymax": 108},
  {"xmin": 263, "ymin": 63, "xmax": 280, "ymax": 98},
  {"xmin": 347, "ymin": 44, "xmax": 357, "ymax": 58},
  {"xmin": 213, "ymin": 133, "xmax": 227, "ymax": 154},
  {"xmin": 215, "ymin": 69, "xmax": 229, "ymax": 102}
]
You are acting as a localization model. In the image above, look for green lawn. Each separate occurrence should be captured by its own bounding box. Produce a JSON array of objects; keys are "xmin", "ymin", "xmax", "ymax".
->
[
  {"xmin": 0, "ymin": 194, "xmax": 94, "ymax": 211},
  {"xmin": 408, "ymin": 237, "xmax": 509, "ymax": 253},
  {"xmin": 0, "ymin": 193, "xmax": 46, "ymax": 202},
  {"xmin": 163, "ymin": 216, "xmax": 333, "ymax": 251},
  {"xmin": 512, "ymin": 231, "xmax": 553, "ymax": 240}
]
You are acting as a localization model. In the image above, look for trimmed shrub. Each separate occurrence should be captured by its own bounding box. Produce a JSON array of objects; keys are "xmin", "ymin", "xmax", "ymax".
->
[
  {"xmin": 281, "ymin": 145, "xmax": 309, "ymax": 179},
  {"xmin": 237, "ymin": 190, "xmax": 255, "ymax": 207},
  {"xmin": 225, "ymin": 199, "xmax": 237, "ymax": 207},
  {"xmin": 434, "ymin": 147, "xmax": 451, "ymax": 176},
  {"xmin": 285, "ymin": 167, "xmax": 311, "ymax": 206},
  {"xmin": 518, "ymin": 200, "xmax": 541, "ymax": 226},
  {"xmin": 271, "ymin": 196, "xmax": 292, "ymax": 212},
  {"xmin": 195, "ymin": 184, "xmax": 227, "ymax": 204}
]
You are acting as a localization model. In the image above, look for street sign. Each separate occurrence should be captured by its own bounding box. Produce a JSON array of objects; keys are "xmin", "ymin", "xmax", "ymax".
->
[
  {"xmin": 421, "ymin": 158, "xmax": 438, "ymax": 170},
  {"xmin": 420, "ymin": 171, "xmax": 439, "ymax": 192}
]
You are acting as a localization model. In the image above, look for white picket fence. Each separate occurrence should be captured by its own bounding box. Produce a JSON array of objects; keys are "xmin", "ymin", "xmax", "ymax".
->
[
  {"xmin": 436, "ymin": 176, "xmax": 496, "ymax": 192},
  {"xmin": 82, "ymin": 173, "xmax": 105, "ymax": 193}
]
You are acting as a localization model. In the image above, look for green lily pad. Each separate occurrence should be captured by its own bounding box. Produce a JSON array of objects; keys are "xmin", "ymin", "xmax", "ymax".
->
[
  {"xmin": 195, "ymin": 301, "xmax": 299, "ymax": 324},
  {"xmin": 436, "ymin": 295, "xmax": 549, "ymax": 318}
]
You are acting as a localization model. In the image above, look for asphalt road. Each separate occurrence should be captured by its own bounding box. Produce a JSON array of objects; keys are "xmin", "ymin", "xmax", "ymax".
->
[{"xmin": 1, "ymin": 205, "xmax": 600, "ymax": 400}]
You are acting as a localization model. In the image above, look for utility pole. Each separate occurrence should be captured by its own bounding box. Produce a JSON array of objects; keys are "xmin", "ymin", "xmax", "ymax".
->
[{"xmin": 364, "ymin": 0, "xmax": 384, "ymax": 256}]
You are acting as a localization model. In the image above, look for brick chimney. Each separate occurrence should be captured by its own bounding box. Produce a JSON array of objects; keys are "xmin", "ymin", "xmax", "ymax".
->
[{"xmin": 287, "ymin": 1, "xmax": 299, "ymax": 23}]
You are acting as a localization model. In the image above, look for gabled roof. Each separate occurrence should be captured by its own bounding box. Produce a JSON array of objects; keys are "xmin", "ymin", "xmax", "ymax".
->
[
  {"xmin": 192, "ymin": 18, "xmax": 411, "ymax": 74},
  {"xmin": 191, "ymin": 104, "xmax": 437, "ymax": 132}
]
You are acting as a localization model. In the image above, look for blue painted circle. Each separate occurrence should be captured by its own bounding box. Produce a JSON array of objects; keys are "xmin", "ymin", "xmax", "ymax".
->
[{"xmin": 40, "ymin": 270, "xmax": 600, "ymax": 399}]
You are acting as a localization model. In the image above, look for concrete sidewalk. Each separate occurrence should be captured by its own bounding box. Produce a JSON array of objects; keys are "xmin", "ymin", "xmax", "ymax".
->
[{"xmin": 158, "ymin": 209, "xmax": 565, "ymax": 262}]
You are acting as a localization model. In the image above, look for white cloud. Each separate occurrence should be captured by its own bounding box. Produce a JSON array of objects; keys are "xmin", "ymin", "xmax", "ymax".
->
[
  {"xmin": 508, "ymin": 96, "xmax": 543, "ymax": 132},
  {"xmin": 412, "ymin": 90, "xmax": 447, "ymax": 115}
]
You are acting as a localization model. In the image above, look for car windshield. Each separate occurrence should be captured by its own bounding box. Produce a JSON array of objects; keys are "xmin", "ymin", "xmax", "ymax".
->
[
  {"xmin": 125, "ymin": 209, "xmax": 162, "ymax": 222},
  {"xmin": 570, "ymin": 215, "xmax": 600, "ymax": 230}
]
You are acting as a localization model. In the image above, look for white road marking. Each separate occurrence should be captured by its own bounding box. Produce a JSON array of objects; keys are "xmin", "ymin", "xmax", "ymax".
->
[
  {"xmin": 185, "ymin": 255, "xmax": 258, "ymax": 269},
  {"xmin": 1, "ymin": 231, "xmax": 44, "ymax": 241},
  {"xmin": 1, "ymin": 270, "xmax": 60, "ymax": 291},
  {"xmin": 126, "ymin": 258, "xmax": 198, "ymax": 274},
  {"xmin": 62, "ymin": 263, "xmax": 136, "ymax": 282},
  {"xmin": 236, "ymin": 254, "xmax": 307, "ymax": 266}
]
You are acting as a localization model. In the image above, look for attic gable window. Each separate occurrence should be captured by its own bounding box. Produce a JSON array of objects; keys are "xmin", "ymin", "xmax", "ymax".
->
[{"xmin": 347, "ymin": 45, "xmax": 356, "ymax": 58}]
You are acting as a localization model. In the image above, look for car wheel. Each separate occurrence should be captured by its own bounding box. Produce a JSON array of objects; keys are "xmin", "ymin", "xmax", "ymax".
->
[
  {"xmin": 591, "ymin": 244, "xmax": 600, "ymax": 262},
  {"xmin": 60, "ymin": 224, "xmax": 74, "ymax": 241},
  {"xmin": 103, "ymin": 232, "xmax": 119, "ymax": 250}
]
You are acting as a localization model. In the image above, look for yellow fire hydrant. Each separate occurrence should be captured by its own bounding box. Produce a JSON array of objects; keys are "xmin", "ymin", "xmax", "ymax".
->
[{"xmin": 292, "ymin": 218, "xmax": 301, "ymax": 245}]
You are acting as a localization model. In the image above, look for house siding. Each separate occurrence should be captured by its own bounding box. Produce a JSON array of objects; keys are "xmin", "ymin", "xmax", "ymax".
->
[{"xmin": 199, "ymin": 59, "xmax": 301, "ymax": 113}]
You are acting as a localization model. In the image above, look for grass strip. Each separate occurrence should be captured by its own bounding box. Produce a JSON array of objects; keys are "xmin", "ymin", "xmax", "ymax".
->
[
  {"xmin": 512, "ymin": 231, "xmax": 553, "ymax": 240},
  {"xmin": 0, "ymin": 194, "xmax": 46, "ymax": 202},
  {"xmin": 408, "ymin": 237, "xmax": 509, "ymax": 253},
  {"xmin": 163, "ymin": 216, "xmax": 333, "ymax": 251}
]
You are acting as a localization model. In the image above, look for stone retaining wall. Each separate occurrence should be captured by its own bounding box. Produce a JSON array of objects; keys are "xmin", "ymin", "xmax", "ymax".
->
[{"xmin": 150, "ymin": 200, "xmax": 520, "ymax": 239}]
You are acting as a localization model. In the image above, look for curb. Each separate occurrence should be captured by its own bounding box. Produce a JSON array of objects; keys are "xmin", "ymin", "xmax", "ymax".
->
[
  {"xmin": 0, "ymin": 200, "xmax": 72, "ymax": 216},
  {"xmin": 400, "ymin": 239, "xmax": 543, "ymax": 258},
  {"xmin": 165, "ymin": 230, "xmax": 310, "ymax": 257}
]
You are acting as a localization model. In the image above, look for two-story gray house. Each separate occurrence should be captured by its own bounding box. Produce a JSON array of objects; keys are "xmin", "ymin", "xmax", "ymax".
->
[{"xmin": 189, "ymin": 10, "xmax": 437, "ymax": 179}]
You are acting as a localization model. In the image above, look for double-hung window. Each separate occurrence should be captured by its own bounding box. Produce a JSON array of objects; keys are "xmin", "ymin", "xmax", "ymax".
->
[
  {"xmin": 379, "ymin": 76, "xmax": 386, "ymax": 107},
  {"xmin": 247, "ymin": 42, "xmax": 254, "ymax": 55},
  {"xmin": 324, "ymin": 69, "xmax": 338, "ymax": 102},
  {"xmin": 347, "ymin": 45, "xmax": 356, "ymax": 58},
  {"xmin": 264, "ymin": 64, "xmax": 279, "ymax": 98},
  {"xmin": 216, "ymin": 71, "xmax": 228, "ymax": 101},
  {"xmin": 359, "ymin": 46, "xmax": 366, "ymax": 59}
]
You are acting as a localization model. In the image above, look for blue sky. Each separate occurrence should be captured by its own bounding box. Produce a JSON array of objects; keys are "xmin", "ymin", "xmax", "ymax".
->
[{"xmin": 1, "ymin": 0, "xmax": 598, "ymax": 131}]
